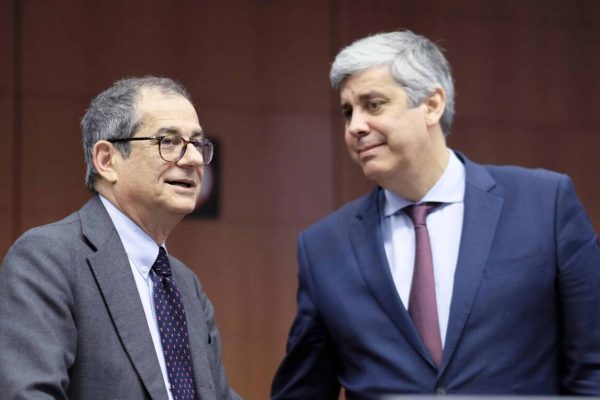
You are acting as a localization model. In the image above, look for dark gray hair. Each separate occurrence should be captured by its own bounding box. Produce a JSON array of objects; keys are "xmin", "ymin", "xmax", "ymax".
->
[
  {"xmin": 81, "ymin": 76, "xmax": 191, "ymax": 192},
  {"xmin": 330, "ymin": 30, "xmax": 455, "ymax": 135}
]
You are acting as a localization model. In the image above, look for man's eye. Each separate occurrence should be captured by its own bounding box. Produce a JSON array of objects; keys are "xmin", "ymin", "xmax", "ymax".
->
[
  {"xmin": 368, "ymin": 100, "xmax": 384, "ymax": 111},
  {"xmin": 161, "ymin": 136, "xmax": 181, "ymax": 146},
  {"xmin": 342, "ymin": 108, "xmax": 352, "ymax": 120}
]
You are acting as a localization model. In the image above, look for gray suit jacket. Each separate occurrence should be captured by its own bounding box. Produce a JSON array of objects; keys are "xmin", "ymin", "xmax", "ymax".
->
[{"xmin": 0, "ymin": 196, "xmax": 240, "ymax": 400}]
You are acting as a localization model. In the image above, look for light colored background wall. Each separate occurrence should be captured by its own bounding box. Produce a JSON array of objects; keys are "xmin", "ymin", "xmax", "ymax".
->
[{"xmin": 2, "ymin": 1, "xmax": 600, "ymax": 398}]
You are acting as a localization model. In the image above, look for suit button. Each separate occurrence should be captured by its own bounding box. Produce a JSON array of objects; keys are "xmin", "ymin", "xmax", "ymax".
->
[{"xmin": 436, "ymin": 387, "xmax": 446, "ymax": 395}]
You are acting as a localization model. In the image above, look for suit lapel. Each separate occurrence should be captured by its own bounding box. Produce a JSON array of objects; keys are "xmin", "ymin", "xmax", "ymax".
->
[
  {"xmin": 80, "ymin": 197, "xmax": 169, "ymax": 400},
  {"xmin": 438, "ymin": 155, "xmax": 503, "ymax": 375},
  {"xmin": 349, "ymin": 190, "xmax": 433, "ymax": 364}
]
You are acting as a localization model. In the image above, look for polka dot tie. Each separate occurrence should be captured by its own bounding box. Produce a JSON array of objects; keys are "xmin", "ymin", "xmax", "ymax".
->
[{"xmin": 151, "ymin": 247, "xmax": 196, "ymax": 400}]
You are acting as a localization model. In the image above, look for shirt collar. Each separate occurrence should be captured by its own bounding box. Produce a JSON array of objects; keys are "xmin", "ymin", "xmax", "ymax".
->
[
  {"xmin": 99, "ymin": 195, "xmax": 164, "ymax": 278},
  {"xmin": 382, "ymin": 149, "xmax": 466, "ymax": 217}
]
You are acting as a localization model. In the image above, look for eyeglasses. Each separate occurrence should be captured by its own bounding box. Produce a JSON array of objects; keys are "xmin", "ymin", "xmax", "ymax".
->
[{"xmin": 108, "ymin": 134, "xmax": 214, "ymax": 165}]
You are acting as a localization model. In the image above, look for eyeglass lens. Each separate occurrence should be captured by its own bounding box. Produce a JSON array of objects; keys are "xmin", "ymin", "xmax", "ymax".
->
[{"xmin": 159, "ymin": 135, "xmax": 213, "ymax": 164}]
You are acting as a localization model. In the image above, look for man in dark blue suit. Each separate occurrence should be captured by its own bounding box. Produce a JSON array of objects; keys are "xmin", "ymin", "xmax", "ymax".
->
[{"xmin": 271, "ymin": 30, "xmax": 600, "ymax": 399}]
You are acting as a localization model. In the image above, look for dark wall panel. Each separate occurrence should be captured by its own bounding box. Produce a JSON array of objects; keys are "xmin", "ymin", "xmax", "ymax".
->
[
  {"xmin": 3, "ymin": 1, "xmax": 600, "ymax": 399},
  {"xmin": 0, "ymin": 0, "xmax": 16, "ymax": 254},
  {"xmin": 332, "ymin": 1, "xmax": 600, "ymax": 231}
]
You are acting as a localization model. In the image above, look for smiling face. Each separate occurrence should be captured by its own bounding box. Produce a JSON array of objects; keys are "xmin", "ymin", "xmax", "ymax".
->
[
  {"xmin": 108, "ymin": 89, "xmax": 205, "ymax": 232},
  {"xmin": 339, "ymin": 65, "xmax": 448, "ymax": 198}
]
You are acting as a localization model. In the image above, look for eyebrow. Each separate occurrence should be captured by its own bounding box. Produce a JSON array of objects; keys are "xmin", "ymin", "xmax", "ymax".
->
[
  {"xmin": 340, "ymin": 90, "xmax": 388, "ymax": 107},
  {"xmin": 358, "ymin": 91, "xmax": 388, "ymax": 101},
  {"xmin": 156, "ymin": 126, "xmax": 205, "ymax": 138}
]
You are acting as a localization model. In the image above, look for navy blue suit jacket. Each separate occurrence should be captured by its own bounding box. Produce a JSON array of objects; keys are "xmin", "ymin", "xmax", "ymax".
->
[{"xmin": 272, "ymin": 153, "xmax": 600, "ymax": 399}]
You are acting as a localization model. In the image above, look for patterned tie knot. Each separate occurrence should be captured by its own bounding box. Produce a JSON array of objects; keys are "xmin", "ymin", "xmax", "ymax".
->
[
  {"xmin": 404, "ymin": 202, "xmax": 440, "ymax": 226},
  {"xmin": 152, "ymin": 247, "xmax": 172, "ymax": 277}
]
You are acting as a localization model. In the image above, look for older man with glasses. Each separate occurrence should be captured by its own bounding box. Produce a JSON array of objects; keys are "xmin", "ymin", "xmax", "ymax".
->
[{"xmin": 0, "ymin": 76, "xmax": 240, "ymax": 400}]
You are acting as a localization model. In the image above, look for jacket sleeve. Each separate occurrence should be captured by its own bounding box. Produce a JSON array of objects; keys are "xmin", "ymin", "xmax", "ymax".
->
[
  {"xmin": 271, "ymin": 233, "xmax": 341, "ymax": 399},
  {"xmin": 0, "ymin": 229, "xmax": 77, "ymax": 399},
  {"xmin": 556, "ymin": 175, "xmax": 600, "ymax": 394}
]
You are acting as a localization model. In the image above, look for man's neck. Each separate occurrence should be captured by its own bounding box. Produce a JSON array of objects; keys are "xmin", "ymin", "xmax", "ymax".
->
[
  {"xmin": 95, "ymin": 187, "xmax": 178, "ymax": 244},
  {"xmin": 382, "ymin": 146, "xmax": 450, "ymax": 202}
]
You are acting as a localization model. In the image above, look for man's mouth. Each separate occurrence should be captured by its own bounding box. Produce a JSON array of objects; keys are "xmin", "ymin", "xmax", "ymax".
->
[
  {"xmin": 357, "ymin": 143, "xmax": 383, "ymax": 154},
  {"xmin": 166, "ymin": 179, "xmax": 195, "ymax": 189}
]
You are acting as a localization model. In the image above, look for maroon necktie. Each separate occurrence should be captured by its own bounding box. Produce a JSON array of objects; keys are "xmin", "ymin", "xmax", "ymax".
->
[
  {"xmin": 404, "ymin": 203, "xmax": 443, "ymax": 367},
  {"xmin": 151, "ymin": 247, "xmax": 196, "ymax": 400}
]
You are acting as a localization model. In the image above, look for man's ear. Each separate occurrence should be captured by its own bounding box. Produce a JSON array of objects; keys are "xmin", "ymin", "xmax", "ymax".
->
[
  {"xmin": 423, "ymin": 87, "xmax": 446, "ymax": 127},
  {"xmin": 92, "ymin": 140, "xmax": 120, "ymax": 184}
]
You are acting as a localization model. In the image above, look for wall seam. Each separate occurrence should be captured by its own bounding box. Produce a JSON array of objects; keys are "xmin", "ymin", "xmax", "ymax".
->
[
  {"xmin": 328, "ymin": 0, "xmax": 341, "ymax": 210},
  {"xmin": 12, "ymin": 0, "xmax": 23, "ymax": 240}
]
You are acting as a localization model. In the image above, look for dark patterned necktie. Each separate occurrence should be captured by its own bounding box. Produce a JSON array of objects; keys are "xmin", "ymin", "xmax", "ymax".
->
[
  {"xmin": 151, "ymin": 247, "xmax": 196, "ymax": 400},
  {"xmin": 404, "ymin": 203, "xmax": 443, "ymax": 367}
]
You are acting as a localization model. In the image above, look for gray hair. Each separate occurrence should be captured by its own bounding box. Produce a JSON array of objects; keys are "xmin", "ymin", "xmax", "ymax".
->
[
  {"xmin": 330, "ymin": 30, "xmax": 455, "ymax": 135},
  {"xmin": 81, "ymin": 76, "xmax": 191, "ymax": 192}
]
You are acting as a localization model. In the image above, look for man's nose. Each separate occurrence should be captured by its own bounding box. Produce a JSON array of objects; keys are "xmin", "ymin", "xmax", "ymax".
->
[
  {"xmin": 178, "ymin": 143, "xmax": 205, "ymax": 167},
  {"xmin": 347, "ymin": 110, "xmax": 370, "ymax": 138}
]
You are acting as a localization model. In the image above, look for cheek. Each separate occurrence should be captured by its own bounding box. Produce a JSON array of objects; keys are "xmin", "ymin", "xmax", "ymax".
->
[
  {"xmin": 344, "ymin": 130, "xmax": 354, "ymax": 149},
  {"xmin": 344, "ymin": 135, "xmax": 359, "ymax": 161},
  {"xmin": 127, "ymin": 170, "xmax": 161, "ymax": 197}
]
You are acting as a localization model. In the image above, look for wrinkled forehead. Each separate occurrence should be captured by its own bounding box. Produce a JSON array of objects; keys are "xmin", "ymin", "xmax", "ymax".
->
[
  {"xmin": 135, "ymin": 88, "xmax": 201, "ymax": 133},
  {"xmin": 339, "ymin": 66, "xmax": 399, "ymax": 98},
  {"xmin": 339, "ymin": 64, "xmax": 396, "ymax": 87},
  {"xmin": 136, "ymin": 88, "xmax": 196, "ymax": 115},
  {"xmin": 136, "ymin": 87, "xmax": 192, "ymax": 111}
]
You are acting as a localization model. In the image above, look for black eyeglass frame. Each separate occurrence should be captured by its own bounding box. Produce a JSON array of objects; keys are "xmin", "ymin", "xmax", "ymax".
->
[{"xmin": 107, "ymin": 135, "xmax": 214, "ymax": 165}]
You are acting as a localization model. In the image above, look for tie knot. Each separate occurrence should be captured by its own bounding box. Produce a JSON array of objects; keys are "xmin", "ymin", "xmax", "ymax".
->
[
  {"xmin": 404, "ymin": 202, "xmax": 439, "ymax": 226},
  {"xmin": 152, "ymin": 247, "xmax": 172, "ymax": 276}
]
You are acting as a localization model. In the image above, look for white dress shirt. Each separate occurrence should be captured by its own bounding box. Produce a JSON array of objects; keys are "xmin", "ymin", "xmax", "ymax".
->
[
  {"xmin": 99, "ymin": 196, "xmax": 174, "ymax": 400},
  {"xmin": 381, "ymin": 150, "xmax": 465, "ymax": 346}
]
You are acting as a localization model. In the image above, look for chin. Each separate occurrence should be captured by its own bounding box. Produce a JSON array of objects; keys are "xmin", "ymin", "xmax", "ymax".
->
[
  {"xmin": 361, "ymin": 163, "xmax": 385, "ymax": 182},
  {"xmin": 168, "ymin": 200, "xmax": 198, "ymax": 216}
]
